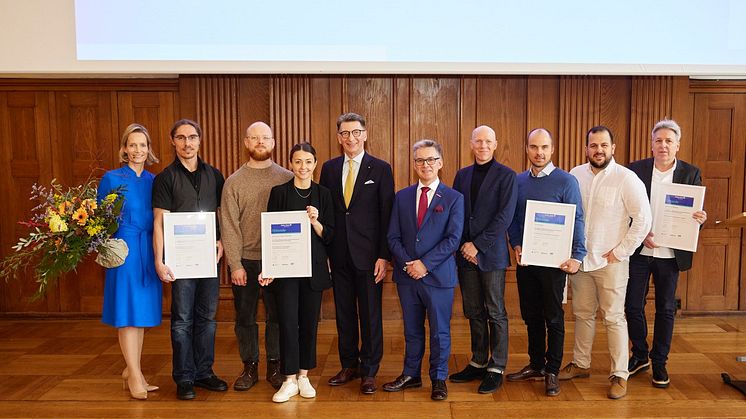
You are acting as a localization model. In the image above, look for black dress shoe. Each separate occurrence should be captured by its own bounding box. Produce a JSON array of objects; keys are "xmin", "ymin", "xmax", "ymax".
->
[
  {"xmin": 431, "ymin": 379, "xmax": 448, "ymax": 401},
  {"xmin": 382, "ymin": 375, "xmax": 422, "ymax": 392},
  {"xmin": 328, "ymin": 367, "xmax": 360, "ymax": 386},
  {"xmin": 478, "ymin": 372, "xmax": 503, "ymax": 394},
  {"xmin": 177, "ymin": 382, "xmax": 196, "ymax": 400},
  {"xmin": 506, "ymin": 365, "xmax": 545, "ymax": 382},
  {"xmin": 448, "ymin": 364, "xmax": 487, "ymax": 383},
  {"xmin": 194, "ymin": 375, "xmax": 228, "ymax": 392},
  {"xmin": 361, "ymin": 376, "xmax": 377, "ymax": 394},
  {"xmin": 545, "ymin": 373, "xmax": 560, "ymax": 396}
]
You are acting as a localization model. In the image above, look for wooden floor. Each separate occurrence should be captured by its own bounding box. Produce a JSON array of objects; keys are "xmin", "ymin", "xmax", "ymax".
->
[{"xmin": 1, "ymin": 316, "xmax": 746, "ymax": 418}]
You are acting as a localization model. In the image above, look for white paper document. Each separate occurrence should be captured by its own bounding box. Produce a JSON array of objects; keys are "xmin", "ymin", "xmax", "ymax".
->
[
  {"xmin": 163, "ymin": 212, "xmax": 218, "ymax": 279},
  {"xmin": 521, "ymin": 200, "xmax": 576, "ymax": 268},
  {"xmin": 650, "ymin": 183, "xmax": 706, "ymax": 252},
  {"xmin": 261, "ymin": 210, "xmax": 312, "ymax": 279}
]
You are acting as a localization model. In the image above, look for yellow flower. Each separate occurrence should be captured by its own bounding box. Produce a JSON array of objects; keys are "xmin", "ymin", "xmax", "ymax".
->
[
  {"xmin": 86, "ymin": 224, "xmax": 103, "ymax": 236},
  {"xmin": 103, "ymin": 194, "xmax": 118, "ymax": 204},
  {"xmin": 58, "ymin": 200, "xmax": 72, "ymax": 215},
  {"xmin": 73, "ymin": 208, "xmax": 89, "ymax": 225},
  {"xmin": 48, "ymin": 214, "xmax": 68, "ymax": 233},
  {"xmin": 82, "ymin": 198, "xmax": 97, "ymax": 211}
]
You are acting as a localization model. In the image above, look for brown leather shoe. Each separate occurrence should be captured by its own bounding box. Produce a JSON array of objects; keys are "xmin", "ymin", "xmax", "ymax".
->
[
  {"xmin": 266, "ymin": 359, "xmax": 283, "ymax": 390},
  {"xmin": 431, "ymin": 380, "xmax": 448, "ymax": 401},
  {"xmin": 507, "ymin": 365, "xmax": 545, "ymax": 382},
  {"xmin": 328, "ymin": 367, "xmax": 360, "ymax": 386},
  {"xmin": 545, "ymin": 373, "xmax": 560, "ymax": 396},
  {"xmin": 382, "ymin": 375, "xmax": 422, "ymax": 392},
  {"xmin": 233, "ymin": 361, "xmax": 258, "ymax": 391},
  {"xmin": 360, "ymin": 376, "xmax": 377, "ymax": 394}
]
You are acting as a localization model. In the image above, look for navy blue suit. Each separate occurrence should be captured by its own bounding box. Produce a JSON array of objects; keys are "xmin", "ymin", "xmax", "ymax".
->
[{"xmin": 388, "ymin": 182, "xmax": 464, "ymax": 380}]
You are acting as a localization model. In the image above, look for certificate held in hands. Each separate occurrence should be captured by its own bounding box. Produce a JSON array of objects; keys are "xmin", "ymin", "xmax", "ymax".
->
[
  {"xmin": 650, "ymin": 183, "xmax": 705, "ymax": 252},
  {"xmin": 521, "ymin": 200, "xmax": 576, "ymax": 268},
  {"xmin": 261, "ymin": 210, "xmax": 312, "ymax": 278},
  {"xmin": 163, "ymin": 212, "xmax": 218, "ymax": 279}
]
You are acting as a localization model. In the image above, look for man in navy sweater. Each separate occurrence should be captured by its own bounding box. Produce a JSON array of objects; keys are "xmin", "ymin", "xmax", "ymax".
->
[{"xmin": 506, "ymin": 128, "xmax": 586, "ymax": 397}]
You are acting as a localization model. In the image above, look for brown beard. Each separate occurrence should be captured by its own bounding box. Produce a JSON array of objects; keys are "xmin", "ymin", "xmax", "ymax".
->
[{"xmin": 249, "ymin": 148, "xmax": 272, "ymax": 161}]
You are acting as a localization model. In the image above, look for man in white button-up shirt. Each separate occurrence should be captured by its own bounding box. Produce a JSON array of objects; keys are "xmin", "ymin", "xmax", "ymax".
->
[{"xmin": 560, "ymin": 126, "xmax": 652, "ymax": 400}]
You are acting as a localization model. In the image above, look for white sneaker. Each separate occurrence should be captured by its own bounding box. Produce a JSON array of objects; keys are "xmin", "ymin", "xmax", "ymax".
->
[
  {"xmin": 297, "ymin": 376, "xmax": 316, "ymax": 398},
  {"xmin": 272, "ymin": 380, "xmax": 299, "ymax": 403}
]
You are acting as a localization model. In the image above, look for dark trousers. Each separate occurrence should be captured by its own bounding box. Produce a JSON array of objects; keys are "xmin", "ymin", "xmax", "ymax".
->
[
  {"xmin": 458, "ymin": 264, "xmax": 509, "ymax": 372},
  {"xmin": 273, "ymin": 278, "xmax": 323, "ymax": 375},
  {"xmin": 331, "ymin": 251, "xmax": 384, "ymax": 377},
  {"xmin": 626, "ymin": 255, "xmax": 679, "ymax": 365},
  {"xmin": 515, "ymin": 265, "xmax": 566, "ymax": 375},
  {"xmin": 171, "ymin": 277, "xmax": 219, "ymax": 384},
  {"xmin": 397, "ymin": 281, "xmax": 454, "ymax": 381},
  {"xmin": 231, "ymin": 259, "xmax": 280, "ymax": 363}
]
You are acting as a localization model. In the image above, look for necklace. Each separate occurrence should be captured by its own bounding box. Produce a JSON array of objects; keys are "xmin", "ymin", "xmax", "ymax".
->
[{"xmin": 294, "ymin": 185, "xmax": 311, "ymax": 199}]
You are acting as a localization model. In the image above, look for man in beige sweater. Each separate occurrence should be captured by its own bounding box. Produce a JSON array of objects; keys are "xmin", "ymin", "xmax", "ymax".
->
[{"xmin": 220, "ymin": 121, "xmax": 293, "ymax": 391}]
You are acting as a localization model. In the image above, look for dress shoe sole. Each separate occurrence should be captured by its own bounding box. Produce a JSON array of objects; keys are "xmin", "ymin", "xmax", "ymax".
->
[
  {"xmin": 478, "ymin": 386, "xmax": 499, "ymax": 394},
  {"xmin": 507, "ymin": 375, "xmax": 545, "ymax": 382},
  {"xmin": 383, "ymin": 382, "xmax": 422, "ymax": 392},
  {"xmin": 652, "ymin": 380, "xmax": 670, "ymax": 389},
  {"xmin": 361, "ymin": 389, "xmax": 376, "ymax": 395},
  {"xmin": 194, "ymin": 383, "xmax": 228, "ymax": 392},
  {"xmin": 177, "ymin": 393, "xmax": 196, "ymax": 400},
  {"xmin": 546, "ymin": 389, "xmax": 561, "ymax": 396},
  {"xmin": 629, "ymin": 363, "xmax": 650, "ymax": 377},
  {"xmin": 233, "ymin": 383, "xmax": 256, "ymax": 391},
  {"xmin": 431, "ymin": 393, "xmax": 448, "ymax": 401}
]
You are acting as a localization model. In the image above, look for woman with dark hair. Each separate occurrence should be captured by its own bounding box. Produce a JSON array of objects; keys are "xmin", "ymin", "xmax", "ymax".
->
[
  {"xmin": 259, "ymin": 142, "xmax": 334, "ymax": 403},
  {"xmin": 97, "ymin": 123, "xmax": 162, "ymax": 400}
]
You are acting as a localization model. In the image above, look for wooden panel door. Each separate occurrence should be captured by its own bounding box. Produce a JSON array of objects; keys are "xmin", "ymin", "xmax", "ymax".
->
[
  {"xmin": 0, "ymin": 92, "xmax": 56, "ymax": 312},
  {"xmin": 687, "ymin": 93, "xmax": 746, "ymax": 311},
  {"xmin": 117, "ymin": 91, "xmax": 176, "ymax": 175}
]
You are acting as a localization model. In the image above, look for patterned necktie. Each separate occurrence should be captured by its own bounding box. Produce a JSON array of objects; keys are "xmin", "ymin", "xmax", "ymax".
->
[
  {"xmin": 417, "ymin": 186, "xmax": 430, "ymax": 228},
  {"xmin": 344, "ymin": 159, "xmax": 355, "ymax": 207}
]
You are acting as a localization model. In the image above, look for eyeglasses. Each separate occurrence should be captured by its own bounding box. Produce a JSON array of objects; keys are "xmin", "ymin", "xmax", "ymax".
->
[
  {"xmin": 247, "ymin": 136, "xmax": 273, "ymax": 142},
  {"xmin": 338, "ymin": 129, "xmax": 366, "ymax": 139},
  {"xmin": 414, "ymin": 157, "xmax": 441, "ymax": 167},
  {"xmin": 173, "ymin": 134, "xmax": 200, "ymax": 142}
]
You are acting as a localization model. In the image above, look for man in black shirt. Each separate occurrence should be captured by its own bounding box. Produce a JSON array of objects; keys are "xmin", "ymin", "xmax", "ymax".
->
[{"xmin": 152, "ymin": 119, "xmax": 227, "ymax": 400}]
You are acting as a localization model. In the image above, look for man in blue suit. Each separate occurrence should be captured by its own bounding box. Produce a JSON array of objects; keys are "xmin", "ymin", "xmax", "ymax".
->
[
  {"xmin": 450, "ymin": 125, "xmax": 517, "ymax": 393},
  {"xmin": 384, "ymin": 139, "xmax": 464, "ymax": 401}
]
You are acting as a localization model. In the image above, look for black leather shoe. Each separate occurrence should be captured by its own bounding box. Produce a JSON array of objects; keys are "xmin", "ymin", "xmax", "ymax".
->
[
  {"xmin": 628, "ymin": 356, "xmax": 650, "ymax": 377},
  {"xmin": 328, "ymin": 367, "xmax": 360, "ymax": 386},
  {"xmin": 431, "ymin": 379, "xmax": 448, "ymax": 401},
  {"xmin": 194, "ymin": 375, "xmax": 228, "ymax": 392},
  {"xmin": 507, "ymin": 365, "xmax": 545, "ymax": 382},
  {"xmin": 361, "ymin": 376, "xmax": 377, "ymax": 394},
  {"xmin": 177, "ymin": 382, "xmax": 196, "ymax": 400},
  {"xmin": 545, "ymin": 373, "xmax": 560, "ymax": 396},
  {"xmin": 448, "ymin": 364, "xmax": 487, "ymax": 383},
  {"xmin": 478, "ymin": 372, "xmax": 503, "ymax": 394},
  {"xmin": 382, "ymin": 375, "xmax": 422, "ymax": 392},
  {"xmin": 233, "ymin": 361, "xmax": 258, "ymax": 391}
]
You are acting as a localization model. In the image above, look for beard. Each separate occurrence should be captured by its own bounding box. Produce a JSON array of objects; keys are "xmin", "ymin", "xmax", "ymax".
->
[
  {"xmin": 589, "ymin": 153, "xmax": 611, "ymax": 170},
  {"xmin": 249, "ymin": 147, "xmax": 272, "ymax": 161}
]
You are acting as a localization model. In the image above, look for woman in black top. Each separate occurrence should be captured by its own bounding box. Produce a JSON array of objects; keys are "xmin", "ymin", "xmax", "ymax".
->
[{"xmin": 259, "ymin": 142, "xmax": 334, "ymax": 403}]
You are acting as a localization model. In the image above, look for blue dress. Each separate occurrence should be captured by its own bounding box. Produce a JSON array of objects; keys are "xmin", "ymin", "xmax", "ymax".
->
[{"xmin": 97, "ymin": 166, "xmax": 162, "ymax": 328}]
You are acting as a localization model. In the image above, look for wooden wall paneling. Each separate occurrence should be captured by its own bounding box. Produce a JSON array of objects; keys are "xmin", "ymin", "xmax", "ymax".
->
[
  {"xmin": 344, "ymin": 77, "xmax": 394, "ymax": 166},
  {"xmin": 0, "ymin": 91, "xmax": 57, "ymax": 313},
  {"xmin": 525, "ymin": 76, "xmax": 560, "ymax": 169},
  {"xmin": 308, "ymin": 76, "xmax": 333, "ymax": 171},
  {"xmin": 458, "ymin": 77, "xmax": 478, "ymax": 168},
  {"xmin": 599, "ymin": 78, "xmax": 632, "ymax": 165},
  {"xmin": 475, "ymin": 77, "xmax": 527, "ymax": 174},
  {"xmin": 558, "ymin": 76, "xmax": 600, "ymax": 171},
  {"xmin": 236, "ymin": 76, "xmax": 271, "ymax": 171},
  {"xmin": 629, "ymin": 76, "xmax": 673, "ymax": 162},
  {"xmin": 270, "ymin": 76, "xmax": 311, "ymax": 167},
  {"xmin": 392, "ymin": 77, "xmax": 412, "ymax": 192},
  {"xmin": 116, "ymin": 91, "xmax": 176, "ymax": 175},
  {"xmin": 687, "ymin": 93, "xmax": 746, "ymax": 311}
]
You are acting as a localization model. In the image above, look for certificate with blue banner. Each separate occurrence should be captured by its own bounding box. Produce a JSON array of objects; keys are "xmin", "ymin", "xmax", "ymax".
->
[
  {"xmin": 163, "ymin": 211, "xmax": 218, "ymax": 279},
  {"xmin": 521, "ymin": 200, "xmax": 576, "ymax": 268},
  {"xmin": 651, "ymin": 183, "xmax": 706, "ymax": 252},
  {"xmin": 261, "ymin": 210, "xmax": 312, "ymax": 278}
]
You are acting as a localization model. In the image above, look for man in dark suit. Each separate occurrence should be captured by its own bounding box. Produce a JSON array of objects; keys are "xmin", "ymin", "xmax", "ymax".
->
[
  {"xmin": 319, "ymin": 112, "xmax": 395, "ymax": 394},
  {"xmin": 449, "ymin": 125, "xmax": 516, "ymax": 394},
  {"xmin": 626, "ymin": 119, "xmax": 707, "ymax": 389},
  {"xmin": 384, "ymin": 139, "xmax": 464, "ymax": 401}
]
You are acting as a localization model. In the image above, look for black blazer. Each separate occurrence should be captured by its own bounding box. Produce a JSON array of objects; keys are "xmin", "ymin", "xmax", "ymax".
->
[
  {"xmin": 628, "ymin": 157, "xmax": 702, "ymax": 271},
  {"xmin": 267, "ymin": 180, "xmax": 335, "ymax": 291},
  {"xmin": 319, "ymin": 153, "xmax": 394, "ymax": 271}
]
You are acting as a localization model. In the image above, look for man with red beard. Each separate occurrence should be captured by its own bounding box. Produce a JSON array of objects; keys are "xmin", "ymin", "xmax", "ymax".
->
[{"xmin": 220, "ymin": 121, "xmax": 293, "ymax": 392}]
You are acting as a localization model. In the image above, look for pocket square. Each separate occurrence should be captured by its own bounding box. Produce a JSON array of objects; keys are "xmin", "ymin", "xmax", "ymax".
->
[
  {"xmin": 434, "ymin": 205, "xmax": 444, "ymax": 213},
  {"xmin": 364, "ymin": 180, "xmax": 375, "ymax": 185}
]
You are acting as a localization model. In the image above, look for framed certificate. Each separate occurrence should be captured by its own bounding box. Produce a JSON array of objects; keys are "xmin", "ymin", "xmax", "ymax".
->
[
  {"xmin": 163, "ymin": 212, "xmax": 218, "ymax": 279},
  {"xmin": 521, "ymin": 200, "xmax": 576, "ymax": 268},
  {"xmin": 261, "ymin": 210, "xmax": 312, "ymax": 278},
  {"xmin": 650, "ymin": 183, "xmax": 706, "ymax": 252}
]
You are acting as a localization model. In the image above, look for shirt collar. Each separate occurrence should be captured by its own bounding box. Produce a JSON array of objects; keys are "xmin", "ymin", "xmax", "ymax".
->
[
  {"xmin": 418, "ymin": 178, "xmax": 440, "ymax": 193},
  {"xmin": 530, "ymin": 161, "xmax": 556, "ymax": 178},
  {"xmin": 344, "ymin": 151, "xmax": 365, "ymax": 166},
  {"xmin": 174, "ymin": 156, "xmax": 204, "ymax": 174},
  {"xmin": 653, "ymin": 158, "xmax": 677, "ymax": 174}
]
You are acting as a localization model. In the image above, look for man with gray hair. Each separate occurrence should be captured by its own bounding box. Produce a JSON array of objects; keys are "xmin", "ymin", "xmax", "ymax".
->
[{"xmin": 626, "ymin": 119, "xmax": 707, "ymax": 389}]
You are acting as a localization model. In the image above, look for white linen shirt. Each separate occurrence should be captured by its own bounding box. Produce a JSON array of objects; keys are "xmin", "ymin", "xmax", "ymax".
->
[
  {"xmin": 640, "ymin": 160, "xmax": 677, "ymax": 258},
  {"xmin": 570, "ymin": 159, "xmax": 652, "ymax": 272}
]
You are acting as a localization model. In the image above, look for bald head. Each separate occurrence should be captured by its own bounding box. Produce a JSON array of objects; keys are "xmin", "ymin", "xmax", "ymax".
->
[
  {"xmin": 244, "ymin": 121, "xmax": 275, "ymax": 163},
  {"xmin": 246, "ymin": 121, "xmax": 272, "ymax": 138},
  {"xmin": 470, "ymin": 125, "xmax": 497, "ymax": 164},
  {"xmin": 526, "ymin": 127, "xmax": 554, "ymax": 174},
  {"xmin": 527, "ymin": 128, "xmax": 553, "ymax": 144}
]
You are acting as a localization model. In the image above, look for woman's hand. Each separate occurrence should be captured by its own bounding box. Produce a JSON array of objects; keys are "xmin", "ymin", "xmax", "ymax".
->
[
  {"xmin": 258, "ymin": 271, "xmax": 274, "ymax": 287},
  {"xmin": 306, "ymin": 205, "xmax": 319, "ymax": 225}
]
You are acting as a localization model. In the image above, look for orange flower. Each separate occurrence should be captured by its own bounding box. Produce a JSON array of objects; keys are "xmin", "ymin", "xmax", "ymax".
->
[
  {"xmin": 58, "ymin": 200, "xmax": 73, "ymax": 215},
  {"xmin": 72, "ymin": 207, "xmax": 88, "ymax": 225}
]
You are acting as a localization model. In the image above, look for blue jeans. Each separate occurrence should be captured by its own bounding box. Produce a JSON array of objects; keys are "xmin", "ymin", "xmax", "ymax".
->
[{"xmin": 171, "ymin": 277, "xmax": 219, "ymax": 384}]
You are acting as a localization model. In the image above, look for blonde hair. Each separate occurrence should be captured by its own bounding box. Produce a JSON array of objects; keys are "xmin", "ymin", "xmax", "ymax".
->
[{"xmin": 119, "ymin": 123, "xmax": 159, "ymax": 165}]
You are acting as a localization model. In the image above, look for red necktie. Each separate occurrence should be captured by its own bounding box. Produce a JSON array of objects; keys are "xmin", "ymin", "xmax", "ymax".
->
[{"xmin": 417, "ymin": 186, "xmax": 430, "ymax": 228}]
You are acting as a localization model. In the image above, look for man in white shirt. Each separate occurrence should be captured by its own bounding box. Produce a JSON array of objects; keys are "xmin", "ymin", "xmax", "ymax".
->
[
  {"xmin": 626, "ymin": 119, "xmax": 707, "ymax": 389},
  {"xmin": 561, "ymin": 126, "xmax": 652, "ymax": 400}
]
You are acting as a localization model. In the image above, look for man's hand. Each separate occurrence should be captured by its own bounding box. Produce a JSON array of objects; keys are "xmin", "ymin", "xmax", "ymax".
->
[
  {"xmin": 560, "ymin": 258, "xmax": 581, "ymax": 274},
  {"xmin": 460, "ymin": 242, "xmax": 479, "ymax": 265},
  {"xmin": 156, "ymin": 261, "xmax": 176, "ymax": 283},
  {"xmin": 602, "ymin": 249, "xmax": 621, "ymax": 264},
  {"xmin": 513, "ymin": 245, "xmax": 525, "ymax": 266},
  {"xmin": 231, "ymin": 268, "xmax": 247, "ymax": 286},
  {"xmin": 216, "ymin": 240, "xmax": 224, "ymax": 262},
  {"xmin": 642, "ymin": 231, "xmax": 658, "ymax": 249},
  {"xmin": 373, "ymin": 258, "xmax": 388, "ymax": 283},
  {"xmin": 693, "ymin": 210, "xmax": 707, "ymax": 225},
  {"xmin": 405, "ymin": 260, "xmax": 428, "ymax": 280}
]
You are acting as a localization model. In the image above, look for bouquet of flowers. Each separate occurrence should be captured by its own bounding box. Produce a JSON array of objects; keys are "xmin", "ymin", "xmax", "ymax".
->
[{"xmin": 0, "ymin": 177, "xmax": 127, "ymax": 299}]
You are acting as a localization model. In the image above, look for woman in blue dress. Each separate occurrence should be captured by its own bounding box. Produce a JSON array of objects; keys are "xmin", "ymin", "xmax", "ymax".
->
[{"xmin": 97, "ymin": 123, "xmax": 162, "ymax": 400}]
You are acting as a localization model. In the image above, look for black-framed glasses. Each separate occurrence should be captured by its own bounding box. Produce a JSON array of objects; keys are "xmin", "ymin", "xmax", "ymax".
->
[
  {"xmin": 414, "ymin": 157, "xmax": 441, "ymax": 167},
  {"xmin": 338, "ymin": 129, "xmax": 366, "ymax": 139},
  {"xmin": 173, "ymin": 134, "xmax": 200, "ymax": 142}
]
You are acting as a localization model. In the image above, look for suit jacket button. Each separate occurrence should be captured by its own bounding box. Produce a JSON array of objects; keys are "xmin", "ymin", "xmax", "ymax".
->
[
  {"xmin": 345, "ymin": 212, "xmax": 350, "ymax": 215},
  {"xmin": 416, "ymin": 238, "xmax": 420, "ymax": 242}
]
